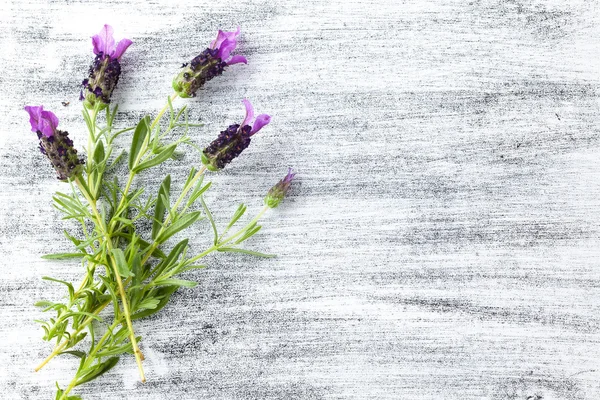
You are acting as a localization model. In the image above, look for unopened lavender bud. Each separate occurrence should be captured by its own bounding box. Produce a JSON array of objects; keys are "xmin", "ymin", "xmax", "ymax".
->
[
  {"xmin": 81, "ymin": 25, "xmax": 132, "ymax": 110},
  {"xmin": 173, "ymin": 27, "xmax": 247, "ymax": 98},
  {"xmin": 265, "ymin": 168, "xmax": 296, "ymax": 208},
  {"xmin": 201, "ymin": 99, "xmax": 270, "ymax": 171},
  {"xmin": 25, "ymin": 106, "xmax": 84, "ymax": 181}
]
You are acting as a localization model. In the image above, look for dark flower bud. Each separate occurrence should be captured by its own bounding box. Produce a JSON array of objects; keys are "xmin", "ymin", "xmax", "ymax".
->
[
  {"xmin": 201, "ymin": 99, "xmax": 270, "ymax": 171},
  {"xmin": 81, "ymin": 25, "xmax": 132, "ymax": 110},
  {"xmin": 265, "ymin": 168, "xmax": 296, "ymax": 209},
  {"xmin": 25, "ymin": 106, "xmax": 84, "ymax": 181},
  {"xmin": 173, "ymin": 27, "xmax": 247, "ymax": 98}
]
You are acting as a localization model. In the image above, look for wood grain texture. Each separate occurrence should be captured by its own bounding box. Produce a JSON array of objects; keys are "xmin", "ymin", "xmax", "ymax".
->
[{"xmin": 1, "ymin": 0, "xmax": 600, "ymax": 399}]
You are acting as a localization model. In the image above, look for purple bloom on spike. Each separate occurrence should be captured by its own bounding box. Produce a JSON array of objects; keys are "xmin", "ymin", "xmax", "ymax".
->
[
  {"xmin": 24, "ymin": 106, "xmax": 84, "ymax": 181},
  {"xmin": 81, "ymin": 25, "xmax": 132, "ymax": 110},
  {"xmin": 265, "ymin": 168, "xmax": 296, "ymax": 208},
  {"xmin": 173, "ymin": 27, "xmax": 247, "ymax": 98},
  {"xmin": 201, "ymin": 99, "xmax": 270, "ymax": 171}
]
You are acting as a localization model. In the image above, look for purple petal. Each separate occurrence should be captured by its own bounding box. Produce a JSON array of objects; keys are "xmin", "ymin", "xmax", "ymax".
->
[
  {"xmin": 283, "ymin": 167, "xmax": 296, "ymax": 184},
  {"xmin": 92, "ymin": 24, "xmax": 115, "ymax": 55},
  {"xmin": 24, "ymin": 105, "xmax": 43, "ymax": 133},
  {"xmin": 250, "ymin": 114, "xmax": 271, "ymax": 135},
  {"xmin": 241, "ymin": 99, "xmax": 254, "ymax": 127},
  {"xmin": 210, "ymin": 30, "xmax": 227, "ymax": 49},
  {"xmin": 227, "ymin": 55, "xmax": 247, "ymax": 65},
  {"xmin": 113, "ymin": 38, "xmax": 132, "ymax": 59},
  {"xmin": 41, "ymin": 110, "xmax": 59, "ymax": 132},
  {"xmin": 216, "ymin": 38, "xmax": 237, "ymax": 60},
  {"xmin": 211, "ymin": 26, "xmax": 241, "ymax": 49},
  {"xmin": 24, "ymin": 105, "xmax": 58, "ymax": 137}
]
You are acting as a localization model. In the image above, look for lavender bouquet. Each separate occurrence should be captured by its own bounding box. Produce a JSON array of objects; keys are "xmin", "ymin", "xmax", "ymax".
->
[{"xmin": 27, "ymin": 25, "xmax": 294, "ymax": 400}]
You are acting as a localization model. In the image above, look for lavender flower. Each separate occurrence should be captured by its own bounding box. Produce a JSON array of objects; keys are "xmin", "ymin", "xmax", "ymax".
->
[
  {"xmin": 264, "ymin": 168, "xmax": 296, "ymax": 208},
  {"xmin": 172, "ymin": 27, "xmax": 247, "ymax": 98},
  {"xmin": 201, "ymin": 99, "xmax": 270, "ymax": 171},
  {"xmin": 81, "ymin": 25, "xmax": 132, "ymax": 110},
  {"xmin": 25, "ymin": 106, "xmax": 84, "ymax": 181}
]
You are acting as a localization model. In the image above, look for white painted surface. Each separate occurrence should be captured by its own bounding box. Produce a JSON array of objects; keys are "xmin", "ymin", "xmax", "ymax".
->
[{"xmin": 1, "ymin": 0, "xmax": 600, "ymax": 399}]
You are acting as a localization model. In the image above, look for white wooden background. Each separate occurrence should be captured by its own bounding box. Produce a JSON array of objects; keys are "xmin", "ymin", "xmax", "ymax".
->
[{"xmin": 1, "ymin": 0, "xmax": 599, "ymax": 399}]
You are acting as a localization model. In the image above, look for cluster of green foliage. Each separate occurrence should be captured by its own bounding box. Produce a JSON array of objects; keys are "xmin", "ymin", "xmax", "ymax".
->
[{"xmin": 35, "ymin": 99, "xmax": 275, "ymax": 400}]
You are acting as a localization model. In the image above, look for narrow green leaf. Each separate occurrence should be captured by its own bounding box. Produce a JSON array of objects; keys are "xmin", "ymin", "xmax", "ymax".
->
[
  {"xmin": 200, "ymin": 196, "xmax": 218, "ymax": 245},
  {"xmin": 157, "ymin": 212, "xmax": 201, "ymax": 243},
  {"xmin": 111, "ymin": 248, "xmax": 133, "ymax": 278},
  {"xmin": 152, "ymin": 175, "xmax": 171, "ymax": 240},
  {"xmin": 133, "ymin": 143, "xmax": 176, "ymax": 173},
  {"xmin": 128, "ymin": 116, "xmax": 150, "ymax": 170},
  {"xmin": 131, "ymin": 285, "xmax": 178, "ymax": 320},
  {"xmin": 95, "ymin": 342, "xmax": 135, "ymax": 357},
  {"xmin": 217, "ymin": 247, "xmax": 276, "ymax": 258},
  {"xmin": 93, "ymin": 140, "xmax": 105, "ymax": 165},
  {"xmin": 234, "ymin": 225, "xmax": 262, "ymax": 244},
  {"xmin": 114, "ymin": 233, "xmax": 166, "ymax": 259},
  {"xmin": 132, "ymin": 252, "xmax": 142, "ymax": 286},
  {"xmin": 41, "ymin": 253, "xmax": 84, "ymax": 260},
  {"xmin": 152, "ymin": 278, "xmax": 197, "ymax": 288},
  {"xmin": 35, "ymin": 300, "xmax": 55, "ymax": 308},
  {"xmin": 183, "ymin": 167, "xmax": 198, "ymax": 189},
  {"xmin": 180, "ymin": 264, "xmax": 207, "ymax": 273},
  {"xmin": 42, "ymin": 277, "xmax": 75, "ymax": 301},
  {"xmin": 137, "ymin": 298, "xmax": 160, "ymax": 310},
  {"xmin": 75, "ymin": 357, "xmax": 119, "ymax": 386},
  {"xmin": 63, "ymin": 230, "xmax": 82, "ymax": 246},
  {"xmin": 188, "ymin": 181, "xmax": 211, "ymax": 205},
  {"xmin": 59, "ymin": 350, "xmax": 86, "ymax": 359},
  {"xmin": 152, "ymin": 239, "xmax": 188, "ymax": 279}
]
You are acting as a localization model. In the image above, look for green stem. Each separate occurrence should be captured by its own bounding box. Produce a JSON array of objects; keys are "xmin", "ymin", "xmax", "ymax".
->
[
  {"xmin": 59, "ymin": 318, "xmax": 122, "ymax": 400},
  {"xmin": 75, "ymin": 178, "xmax": 146, "ymax": 383},
  {"xmin": 140, "ymin": 165, "xmax": 207, "ymax": 265},
  {"xmin": 185, "ymin": 206, "xmax": 269, "ymax": 265},
  {"xmin": 150, "ymin": 93, "xmax": 178, "ymax": 131}
]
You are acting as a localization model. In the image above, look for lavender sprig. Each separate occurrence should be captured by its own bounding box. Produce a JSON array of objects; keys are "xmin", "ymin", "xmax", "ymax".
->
[
  {"xmin": 29, "ymin": 24, "xmax": 296, "ymax": 400},
  {"xmin": 172, "ymin": 27, "xmax": 247, "ymax": 98}
]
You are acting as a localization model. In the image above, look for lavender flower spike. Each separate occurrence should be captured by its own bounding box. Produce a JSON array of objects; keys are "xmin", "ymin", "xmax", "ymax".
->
[
  {"xmin": 201, "ymin": 99, "xmax": 271, "ymax": 171},
  {"xmin": 81, "ymin": 24, "xmax": 132, "ymax": 110},
  {"xmin": 25, "ymin": 106, "xmax": 84, "ymax": 181},
  {"xmin": 173, "ymin": 27, "xmax": 247, "ymax": 98},
  {"xmin": 264, "ymin": 168, "xmax": 296, "ymax": 208}
]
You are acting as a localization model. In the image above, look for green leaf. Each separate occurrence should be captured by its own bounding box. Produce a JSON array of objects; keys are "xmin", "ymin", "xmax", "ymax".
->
[
  {"xmin": 200, "ymin": 197, "xmax": 218, "ymax": 245},
  {"xmin": 63, "ymin": 230, "xmax": 82, "ymax": 246},
  {"xmin": 234, "ymin": 224, "xmax": 262, "ymax": 244},
  {"xmin": 152, "ymin": 175, "xmax": 171, "ymax": 240},
  {"xmin": 41, "ymin": 253, "xmax": 84, "ymax": 260},
  {"xmin": 42, "ymin": 277, "xmax": 75, "ymax": 301},
  {"xmin": 66, "ymin": 332, "xmax": 88, "ymax": 348},
  {"xmin": 137, "ymin": 298, "xmax": 160, "ymax": 310},
  {"xmin": 93, "ymin": 140, "xmax": 105, "ymax": 165},
  {"xmin": 75, "ymin": 356, "xmax": 119, "ymax": 386},
  {"xmin": 188, "ymin": 181, "xmax": 211, "ymax": 205},
  {"xmin": 59, "ymin": 350, "xmax": 86, "ymax": 359},
  {"xmin": 157, "ymin": 212, "xmax": 201, "ymax": 243},
  {"xmin": 217, "ymin": 247, "xmax": 276, "ymax": 258},
  {"xmin": 152, "ymin": 239, "xmax": 188, "ymax": 279},
  {"xmin": 131, "ymin": 251, "xmax": 142, "ymax": 286},
  {"xmin": 35, "ymin": 300, "xmax": 55, "ymax": 308},
  {"xmin": 129, "ymin": 116, "xmax": 150, "ymax": 170},
  {"xmin": 227, "ymin": 204, "xmax": 247, "ymax": 231},
  {"xmin": 114, "ymin": 233, "xmax": 166, "ymax": 259},
  {"xmin": 131, "ymin": 285, "xmax": 178, "ymax": 320},
  {"xmin": 133, "ymin": 143, "xmax": 176, "ymax": 173},
  {"xmin": 111, "ymin": 248, "xmax": 133, "ymax": 278},
  {"xmin": 152, "ymin": 278, "xmax": 197, "ymax": 288}
]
